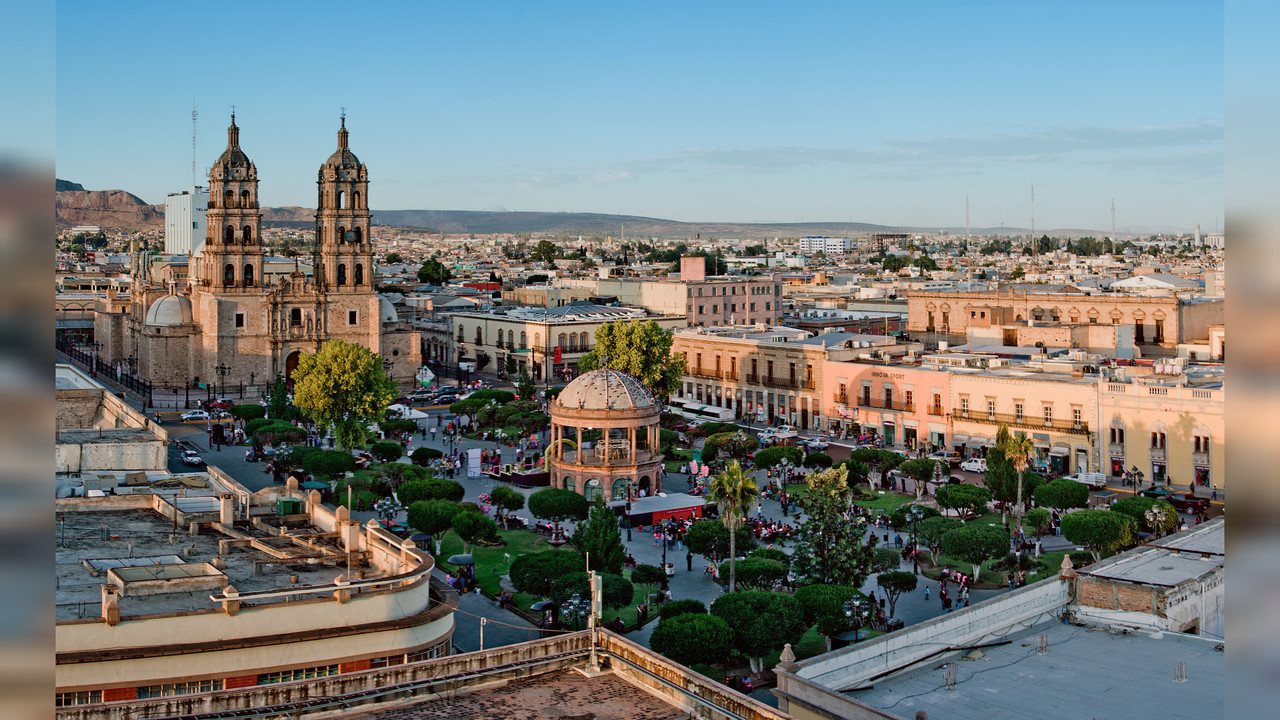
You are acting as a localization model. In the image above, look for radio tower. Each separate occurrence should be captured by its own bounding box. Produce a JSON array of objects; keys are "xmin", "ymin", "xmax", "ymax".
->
[
  {"xmin": 1111, "ymin": 198, "xmax": 1116, "ymax": 240},
  {"xmin": 965, "ymin": 194, "xmax": 970, "ymax": 239},
  {"xmin": 191, "ymin": 103, "xmax": 198, "ymax": 187}
]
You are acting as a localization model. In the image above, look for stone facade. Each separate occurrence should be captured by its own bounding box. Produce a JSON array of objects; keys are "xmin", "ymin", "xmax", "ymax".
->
[{"xmin": 97, "ymin": 116, "xmax": 420, "ymax": 391}]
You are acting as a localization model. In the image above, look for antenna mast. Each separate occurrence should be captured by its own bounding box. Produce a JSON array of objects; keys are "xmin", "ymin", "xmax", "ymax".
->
[
  {"xmin": 965, "ymin": 194, "xmax": 970, "ymax": 239},
  {"xmin": 1030, "ymin": 183, "xmax": 1036, "ymax": 257},
  {"xmin": 192, "ymin": 103, "xmax": 198, "ymax": 187},
  {"xmin": 1111, "ymin": 198, "xmax": 1116, "ymax": 239}
]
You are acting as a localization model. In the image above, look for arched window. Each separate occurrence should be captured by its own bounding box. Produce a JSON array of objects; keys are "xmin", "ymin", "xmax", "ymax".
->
[
  {"xmin": 520, "ymin": 331, "xmax": 527, "ymax": 349},
  {"xmin": 291, "ymin": 308, "xmax": 302, "ymax": 327},
  {"xmin": 337, "ymin": 226, "xmax": 346, "ymax": 244},
  {"xmin": 354, "ymin": 264, "xmax": 364, "ymax": 286},
  {"xmin": 558, "ymin": 333, "xmax": 567, "ymax": 348},
  {"xmin": 475, "ymin": 327, "xmax": 483, "ymax": 345},
  {"xmin": 223, "ymin": 264, "xmax": 235, "ymax": 286},
  {"xmin": 353, "ymin": 227, "xmax": 363, "ymax": 245},
  {"xmin": 224, "ymin": 190, "xmax": 234, "ymax": 208},
  {"xmin": 240, "ymin": 190, "xmax": 251, "ymax": 208},
  {"xmin": 337, "ymin": 190, "xmax": 345, "ymax": 209},
  {"xmin": 352, "ymin": 191, "xmax": 361, "ymax": 208},
  {"xmin": 1109, "ymin": 417, "xmax": 1126, "ymax": 445},
  {"xmin": 243, "ymin": 264, "xmax": 254, "ymax": 287},
  {"xmin": 508, "ymin": 330, "xmax": 514, "ymax": 348},
  {"xmin": 224, "ymin": 225, "xmax": 235, "ymax": 243},
  {"xmin": 242, "ymin": 225, "xmax": 253, "ymax": 244},
  {"xmin": 458, "ymin": 326, "xmax": 465, "ymax": 342},
  {"xmin": 580, "ymin": 331, "xmax": 589, "ymax": 349},
  {"xmin": 336, "ymin": 264, "xmax": 347, "ymax": 286},
  {"xmin": 534, "ymin": 332, "xmax": 541, "ymax": 349}
]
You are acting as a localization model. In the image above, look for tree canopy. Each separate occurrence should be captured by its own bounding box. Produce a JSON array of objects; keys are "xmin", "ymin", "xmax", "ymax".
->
[
  {"xmin": 451, "ymin": 510, "xmax": 501, "ymax": 551},
  {"xmin": 399, "ymin": 478, "xmax": 465, "ymax": 504},
  {"xmin": 509, "ymin": 550, "xmax": 584, "ymax": 597},
  {"xmin": 940, "ymin": 524, "xmax": 1010, "ymax": 577},
  {"xmin": 528, "ymin": 488, "xmax": 591, "ymax": 524},
  {"xmin": 684, "ymin": 518, "xmax": 755, "ymax": 561},
  {"xmin": 711, "ymin": 591, "xmax": 808, "ymax": 673},
  {"xmin": 551, "ymin": 571, "xmax": 633, "ymax": 609},
  {"xmin": 717, "ymin": 557, "xmax": 787, "ymax": 592},
  {"xmin": 1109, "ymin": 497, "xmax": 1179, "ymax": 535},
  {"xmin": 1060, "ymin": 509, "xmax": 1137, "ymax": 560},
  {"xmin": 290, "ymin": 340, "xmax": 396, "ymax": 450},
  {"xmin": 790, "ymin": 466, "xmax": 876, "ymax": 587},
  {"xmin": 753, "ymin": 445, "xmax": 804, "ymax": 470},
  {"xmin": 577, "ymin": 320, "xmax": 685, "ymax": 400},
  {"xmin": 406, "ymin": 500, "xmax": 460, "ymax": 553},
  {"xmin": 795, "ymin": 584, "xmax": 860, "ymax": 639},
  {"xmin": 707, "ymin": 461, "xmax": 760, "ymax": 592},
  {"xmin": 934, "ymin": 483, "xmax": 993, "ymax": 519},
  {"xmin": 417, "ymin": 258, "xmax": 453, "ymax": 285},
  {"xmin": 573, "ymin": 500, "xmax": 626, "ymax": 575},
  {"xmin": 650, "ymin": 613, "xmax": 734, "ymax": 667},
  {"xmin": 876, "ymin": 571, "xmax": 918, "ymax": 618},
  {"xmin": 1034, "ymin": 479, "xmax": 1090, "ymax": 511}
]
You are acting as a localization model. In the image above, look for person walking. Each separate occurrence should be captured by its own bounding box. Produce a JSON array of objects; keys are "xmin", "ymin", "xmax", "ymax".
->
[{"xmin": 686, "ymin": 550, "xmax": 694, "ymax": 572}]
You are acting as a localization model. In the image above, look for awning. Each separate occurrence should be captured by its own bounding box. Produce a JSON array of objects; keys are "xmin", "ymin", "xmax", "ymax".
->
[
  {"xmin": 1033, "ymin": 439, "xmax": 1050, "ymax": 449},
  {"xmin": 901, "ymin": 419, "xmax": 918, "ymax": 429},
  {"xmin": 983, "ymin": 437, "xmax": 997, "ymax": 447},
  {"xmin": 1049, "ymin": 445, "xmax": 1071, "ymax": 457},
  {"xmin": 967, "ymin": 437, "xmax": 989, "ymax": 448},
  {"xmin": 951, "ymin": 435, "xmax": 969, "ymax": 445},
  {"xmin": 929, "ymin": 423, "xmax": 946, "ymax": 434}
]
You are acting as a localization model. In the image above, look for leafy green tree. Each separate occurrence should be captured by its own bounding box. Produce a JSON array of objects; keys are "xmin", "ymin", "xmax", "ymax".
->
[
  {"xmin": 1060, "ymin": 509, "xmax": 1137, "ymax": 561},
  {"xmin": 291, "ymin": 340, "xmax": 396, "ymax": 450},
  {"xmin": 230, "ymin": 404, "xmax": 266, "ymax": 421},
  {"xmin": 707, "ymin": 461, "xmax": 760, "ymax": 592},
  {"xmin": 871, "ymin": 547, "xmax": 902, "ymax": 574},
  {"xmin": 710, "ymin": 591, "xmax": 807, "ymax": 673},
  {"xmin": 1023, "ymin": 507, "xmax": 1052, "ymax": 539},
  {"xmin": 651, "ymin": 613, "xmax": 735, "ymax": 667},
  {"xmin": 469, "ymin": 389, "xmax": 516, "ymax": 404},
  {"xmin": 795, "ymin": 584, "xmax": 861, "ymax": 650},
  {"xmin": 915, "ymin": 516, "xmax": 962, "ymax": 564},
  {"xmin": 509, "ymin": 550, "xmax": 584, "ymax": 597},
  {"xmin": 529, "ymin": 239, "xmax": 559, "ymax": 263},
  {"xmin": 1110, "ymin": 497, "xmax": 1179, "ymax": 535},
  {"xmin": 369, "ymin": 440, "xmax": 404, "ymax": 464},
  {"xmin": 252, "ymin": 421, "xmax": 306, "ymax": 447},
  {"xmin": 753, "ymin": 445, "xmax": 803, "ymax": 470},
  {"xmin": 417, "ymin": 259, "xmax": 453, "ymax": 285},
  {"xmin": 379, "ymin": 462, "xmax": 426, "ymax": 489},
  {"xmin": 383, "ymin": 252, "xmax": 404, "ymax": 264},
  {"xmin": 573, "ymin": 500, "xmax": 626, "ymax": 575},
  {"xmin": 685, "ymin": 519, "xmax": 755, "ymax": 563},
  {"xmin": 749, "ymin": 547, "xmax": 791, "ymax": 566},
  {"xmin": 888, "ymin": 503, "xmax": 941, "ymax": 531},
  {"xmin": 505, "ymin": 354, "xmax": 517, "ymax": 375},
  {"xmin": 876, "ymin": 571, "xmax": 919, "ymax": 618},
  {"xmin": 791, "ymin": 466, "xmax": 876, "ymax": 587},
  {"xmin": 803, "ymin": 451, "xmax": 833, "ymax": 469},
  {"xmin": 489, "ymin": 485, "xmax": 525, "ymax": 521},
  {"xmin": 449, "ymin": 397, "xmax": 486, "ymax": 421},
  {"xmin": 410, "ymin": 447, "xmax": 443, "ymax": 465},
  {"xmin": 630, "ymin": 564, "xmax": 667, "ymax": 603},
  {"xmin": 551, "ymin": 572, "xmax": 633, "ymax": 609},
  {"xmin": 934, "ymin": 484, "xmax": 993, "ymax": 521},
  {"xmin": 517, "ymin": 368, "xmax": 535, "ymax": 401},
  {"xmin": 528, "ymin": 488, "xmax": 590, "ymax": 526},
  {"xmin": 406, "ymin": 500, "xmax": 460, "ymax": 554},
  {"xmin": 899, "ymin": 458, "xmax": 945, "ymax": 498},
  {"xmin": 399, "ymin": 478, "xmax": 465, "ymax": 504},
  {"xmin": 718, "ymin": 557, "xmax": 787, "ymax": 591},
  {"xmin": 851, "ymin": 448, "xmax": 907, "ymax": 488},
  {"xmin": 380, "ymin": 418, "xmax": 418, "ymax": 436},
  {"xmin": 451, "ymin": 509, "xmax": 501, "ymax": 553},
  {"xmin": 1034, "ymin": 479, "xmax": 1089, "ymax": 512},
  {"xmin": 300, "ymin": 449, "xmax": 357, "ymax": 479},
  {"xmin": 658, "ymin": 598, "xmax": 707, "ymax": 622},
  {"xmin": 998, "ymin": 428, "xmax": 1036, "ymax": 521},
  {"xmin": 577, "ymin": 320, "xmax": 686, "ymax": 400},
  {"xmin": 941, "ymin": 524, "xmax": 1010, "ymax": 579}
]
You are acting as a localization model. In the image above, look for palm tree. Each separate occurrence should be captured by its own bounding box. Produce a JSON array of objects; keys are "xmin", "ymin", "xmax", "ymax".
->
[
  {"xmin": 1000, "ymin": 430, "xmax": 1035, "ymax": 525},
  {"xmin": 707, "ymin": 460, "xmax": 760, "ymax": 592}
]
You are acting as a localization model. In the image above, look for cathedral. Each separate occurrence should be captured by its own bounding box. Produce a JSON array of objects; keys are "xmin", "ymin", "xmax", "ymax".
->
[{"xmin": 95, "ymin": 114, "xmax": 420, "ymax": 393}]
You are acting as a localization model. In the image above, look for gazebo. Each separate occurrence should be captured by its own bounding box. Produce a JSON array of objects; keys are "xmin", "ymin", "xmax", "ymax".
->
[{"xmin": 547, "ymin": 368, "xmax": 664, "ymax": 503}]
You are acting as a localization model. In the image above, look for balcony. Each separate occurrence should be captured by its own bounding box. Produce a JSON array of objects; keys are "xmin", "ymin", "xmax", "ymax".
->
[
  {"xmin": 927, "ymin": 405, "xmax": 945, "ymax": 417},
  {"xmin": 833, "ymin": 393, "xmax": 848, "ymax": 405},
  {"xmin": 953, "ymin": 410, "xmax": 1090, "ymax": 436},
  {"xmin": 1149, "ymin": 447, "xmax": 1167, "ymax": 463},
  {"xmin": 723, "ymin": 371, "xmax": 739, "ymax": 381},
  {"xmin": 759, "ymin": 376, "xmax": 816, "ymax": 391},
  {"xmin": 1192, "ymin": 451, "xmax": 1210, "ymax": 466},
  {"xmin": 1109, "ymin": 442, "xmax": 1125, "ymax": 458},
  {"xmin": 745, "ymin": 374, "xmax": 760, "ymax": 384},
  {"xmin": 857, "ymin": 398, "xmax": 915, "ymax": 413},
  {"xmin": 689, "ymin": 369, "xmax": 722, "ymax": 380}
]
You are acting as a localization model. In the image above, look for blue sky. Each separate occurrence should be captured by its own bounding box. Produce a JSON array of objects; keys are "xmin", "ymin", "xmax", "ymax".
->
[{"xmin": 55, "ymin": 1, "xmax": 1223, "ymax": 231}]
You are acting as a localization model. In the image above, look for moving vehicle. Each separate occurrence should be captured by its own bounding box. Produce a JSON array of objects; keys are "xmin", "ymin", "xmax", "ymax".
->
[
  {"xmin": 209, "ymin": 398, "xmax": 234, "ymax": 410},
  {"xmin": 1059, "ymin": 471, "xmax": 1107, "ymax": 489},
  {"xmin": 181, "ymin": 409, "xmax": 210, "ymax": 422},
  {"xmin": 433, "ymin": 393, "xmax": 460, "ymax": 405},
  {"xmin": 959, "ymin": 457, "xmax": 987, "ymax": 473},
  {"xmin": 180, "ymin": 450, "xmax": 205, "ymax": 467},
  {"xmin": 928, "ymin": 451, "xmax": 963, "ymax": 467},
  {"xmin": 802, "ymin": 437, "xmax": 829, "ymax": 450},
  {"xmin": 677, "ymin": 402, "xmax": 736, "ymax": 424},
  {"xmin": 1140, "ymin": 488, "xmax": 1210, "ymax": 514}
]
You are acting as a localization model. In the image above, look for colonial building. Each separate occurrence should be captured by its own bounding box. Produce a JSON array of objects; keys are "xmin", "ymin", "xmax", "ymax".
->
[{"xmin": 94, "ymin": 116, "xmax": 420, "ymax": 392}]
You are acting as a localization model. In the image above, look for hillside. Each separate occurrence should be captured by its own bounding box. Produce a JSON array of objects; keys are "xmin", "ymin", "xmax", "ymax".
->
[{"xmin": 55, "ymin": 182, "xmax": 164, "ymax": 230}]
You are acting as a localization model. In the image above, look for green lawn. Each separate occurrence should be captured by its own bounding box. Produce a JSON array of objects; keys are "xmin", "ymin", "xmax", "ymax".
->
[
  {"xmin": 434, "ymin": 528, "xmax": 552, "ymax": 599},
  {"xmin": 857, "ymin": 491, "xmax": 916, "ymax": 513}
]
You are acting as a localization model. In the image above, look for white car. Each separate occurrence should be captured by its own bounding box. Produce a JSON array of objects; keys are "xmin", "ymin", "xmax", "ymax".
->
[
  {"xmin": 180, "ymin": 409, "xmax": 210, "ymax": 422},
  {"xmin": 802, "ymin": 437, "xmax": 829, "ymax": 450},
  {"xmin": 757, "ymin": 429, "xmax": 778, "ymax": 443},
  {"xmin": 959, "ymin": 457, "xmax": 987, "ymax": 473},
  {"xmin": 1060, "ymin": 472, "xmax": 1108, "ymax": 489}
]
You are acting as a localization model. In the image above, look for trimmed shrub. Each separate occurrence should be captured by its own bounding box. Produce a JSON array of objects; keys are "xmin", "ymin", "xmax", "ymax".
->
[{"xmin": 658, "ymin": 598, "xmax": 707, "ymax": 622}]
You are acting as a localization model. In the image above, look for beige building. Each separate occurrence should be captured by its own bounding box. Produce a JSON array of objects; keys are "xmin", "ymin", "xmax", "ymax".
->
[
  {"xmin": 907, "ymin": 285, "xmax": 1222, "ymax": 352},
  {"xmin": 671, "ymin": 326, "xmax": 914, "ymax": 433},
  {"xmin": 94, "ymin": 116, "xmax": 421, "ymax": 394},
  {"xmin": 1097, "ymin": 368, "xmax": 1224, "ymax": 489},
  {"xmin": 450, "ymin": 304, "xmax": 685, "ymax": 384}
]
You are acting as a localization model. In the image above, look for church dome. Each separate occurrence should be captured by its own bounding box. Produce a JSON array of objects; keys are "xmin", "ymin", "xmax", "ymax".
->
[
  {"xmin": 145, "ymin": 294, "xmax": 194, "ymax": 326},
  {"xmin": 555, "ymin": 368, "xmax": 656, "ymax": 412},
  {"xmin": 321, "ymin": 117, "xmax": 364, "ymax": 176},
  {"xmin": 378, "ymin": 296, "xmax": 398, "ymax": 323}
]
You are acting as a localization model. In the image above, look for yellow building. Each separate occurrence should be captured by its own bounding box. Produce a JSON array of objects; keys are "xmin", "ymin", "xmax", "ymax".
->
[{"xmin": 1097, "ymin": 369, "xmax": 1224, "ymax": 490}]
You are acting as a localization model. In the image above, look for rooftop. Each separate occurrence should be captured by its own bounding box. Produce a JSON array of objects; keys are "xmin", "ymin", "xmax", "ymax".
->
[{"xmin": 847, "ymin": 618, "xmax": 1223, "ymax": 720}]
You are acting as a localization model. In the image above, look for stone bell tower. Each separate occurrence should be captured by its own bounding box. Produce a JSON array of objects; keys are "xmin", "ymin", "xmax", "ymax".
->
[
  {"xmin": 313, "ymin": 115, "xmax": 373, "ymax": 292},
  {"xmin": 192, "ymin": 113, "xmax": 264, "ymax": 291}
]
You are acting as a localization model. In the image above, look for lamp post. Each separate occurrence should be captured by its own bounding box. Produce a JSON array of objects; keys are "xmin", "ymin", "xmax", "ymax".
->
[
  {"xmin": 1144, "ymin": 504, "xmax": 1168, "ymax": 540},
  {"xmin": 216, "ymin": 363, "xmax": 230, "ymax": 399},
  {"xmin": 88, "ymin": 341, "xmax": 102, "ymax": 376},
  {"xmin": 1130, "ymin": 465, "xmax": 1145, "ymax": 491},
  {"xmin": 778, "ymin": 457, "xmax": 794, "ymax": 487},
  {"xmin": 907, "ymin": 505, "xmax": 926, "ymax": 574}
]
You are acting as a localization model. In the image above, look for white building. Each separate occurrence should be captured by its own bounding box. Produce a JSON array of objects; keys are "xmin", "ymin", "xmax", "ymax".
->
[
  {"xmin": 163, "ymin": 186, "xmax": 208, "ymax": 255},
  {"xmin": 797, "ymin": 237, "xmax": 853, "ymax": 255}
]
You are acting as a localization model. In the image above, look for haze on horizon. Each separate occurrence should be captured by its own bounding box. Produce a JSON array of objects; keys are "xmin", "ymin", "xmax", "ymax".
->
[{"xmin": 54, "ymin": 1, "xmax": 1222, "ymax": 234}]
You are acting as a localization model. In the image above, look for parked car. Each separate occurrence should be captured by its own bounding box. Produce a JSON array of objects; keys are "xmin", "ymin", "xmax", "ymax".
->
[
  {"xmin": 208, "ymin": 398, "xmax": 234, "ymax": 410},
  {"xmin": 1059, "ymin": 471, "xmax": 1107, "ymax": 489},
  {"xmin": 757, "ymin": 428, "xmax": 778, "ymax": 443},
  {"xmin": 802, "ymin": 437, "xmax": 829, "ymax": 450},
  {"xmin": 180, "ymin": 450, "xmax": 205, "ymax": 467},
  {"xmin": 409, "ymin": 390, "xmax": 437, "ymax": 402},
  {"xmin": 959, "ymin": 457, "xmax": 987, "ymax": 473},
  {"xmin": 1139, "ymin": 489, "xmax": 1210, "ymax": 514},
  {"xmin": 180, "ymin": 409, "xmax": 210, "ymax": 422},
  {"xmin": 433, "ymin": 393, "xmax": 459, "ymax": 405},
  {"xmin": 928, "ymin": 451, "xmax": 963, "ymax": 467}
]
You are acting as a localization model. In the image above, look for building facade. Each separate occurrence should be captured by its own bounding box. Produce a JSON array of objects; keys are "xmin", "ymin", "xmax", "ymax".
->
[
  {"xmin": 96, "ymin": 116, "xmax": 421, "ymax": 392},
  {"xmin": 1097, "ymin": 371, "xmax": 1224, "ymax": 489},
  {"xmin": 822, "ymin": 361, "xmax": 953, "ymax": 450},
  {"xmin": 163, "ymin": 187, "xmax": 208, "ymax": 255}
]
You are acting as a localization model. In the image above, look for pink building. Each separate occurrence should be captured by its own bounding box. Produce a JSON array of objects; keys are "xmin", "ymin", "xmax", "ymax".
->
[{"xmin": 823, "ymin": 360, "xmax": 953, "ymax": 452}]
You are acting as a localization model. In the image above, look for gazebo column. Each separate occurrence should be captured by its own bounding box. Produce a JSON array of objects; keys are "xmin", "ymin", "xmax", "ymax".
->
[
  {"xmin": 630, "ymin": 425, "xmax": 637, "ymax": 462},
  {"xmin": 576, "ymin": 426, "xmax": 583, "ymax": 465}
]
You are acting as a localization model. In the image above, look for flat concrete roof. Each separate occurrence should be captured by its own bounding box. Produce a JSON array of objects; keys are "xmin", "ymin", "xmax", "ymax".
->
[
  {"xmin": 354, "ymin": 669, "xmax": 687, "ymax": 720},
  {"xmin": 848, "ymin": 619, "xmax": 1223, "ymax": 720},
  {"xmin": 1153, "ymin": 520, "xmax": 1225, "ymax": 556},
  {"xmin": 56, "ymin": 364, "xmax": 99, "ymax": 390}
]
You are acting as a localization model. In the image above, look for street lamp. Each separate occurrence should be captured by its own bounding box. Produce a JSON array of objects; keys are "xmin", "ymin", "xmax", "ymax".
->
[
  {"xmin": 907, "ymin": 505, "xmax": 927, "ymax": 574},
  {"xmin": 215, "ymin": 363, "xmax": 231, "ymax": 399},
  {"xmin": 778, "ymin": 457, "xmax": 794, "ymax": 486},
  {"xmin": 1130, "ymin": 465, "xmax": 1145, "ymax": 490},
  {"xmin": 1144, "ymin": 504, "xmax": 1168, "ymax": 540}
]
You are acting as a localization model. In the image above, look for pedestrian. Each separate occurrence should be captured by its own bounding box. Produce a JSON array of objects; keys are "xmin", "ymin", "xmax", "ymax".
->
[
  {"xmin": 430, "ymin": 426, "xmax": 437, "ymax": 441},
  {"xmin": 686, "ymin": 550, "xmax": 693, "ymax": 572},
  {"xmin": 1211, "ymin": 485, "xmax": 1217, "ymax": 501},
  {"xmin": 924, "ymin": 587, "xmax": 929, "ymax": 600}
]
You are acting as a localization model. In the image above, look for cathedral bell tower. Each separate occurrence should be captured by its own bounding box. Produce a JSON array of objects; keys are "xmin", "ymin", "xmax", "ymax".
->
[
  {"xmin": 313, "ymin": 116, "xmax": 373, "ymax": 292},
  {"xmin": 193, "ymin": 113, "xmax": 264, "ymax": 290}
]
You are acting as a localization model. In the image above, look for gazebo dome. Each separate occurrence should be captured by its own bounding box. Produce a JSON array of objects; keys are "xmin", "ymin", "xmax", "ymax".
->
[
  {"xmin": 555, "ymin": 368, "xmax": 655, "ymax": 412},
  {"xmin": 144, "ymin": 294, "xmax": 193, "ymax": 326},
  {"xmin": 378, "ymin": 296, "xmax": 398, "ymax": 322}
]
